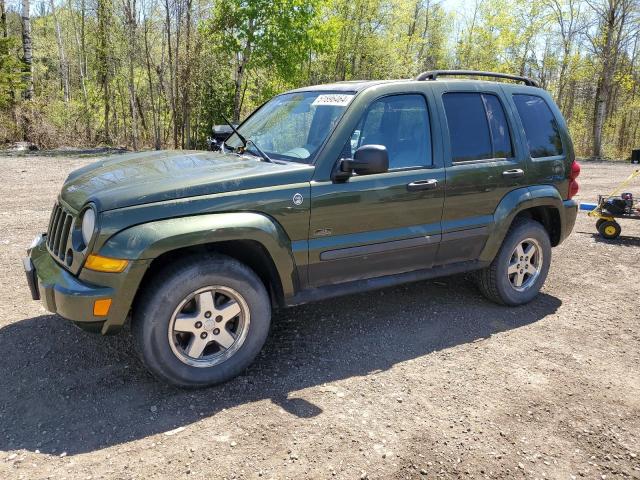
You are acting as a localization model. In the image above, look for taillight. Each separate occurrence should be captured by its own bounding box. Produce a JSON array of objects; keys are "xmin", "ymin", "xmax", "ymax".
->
[{"xmin": 568, "ymin": 160, "xmax": 580, "ymax": 199}]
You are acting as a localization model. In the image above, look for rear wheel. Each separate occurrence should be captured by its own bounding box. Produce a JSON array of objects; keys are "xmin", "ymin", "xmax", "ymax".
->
[
  {"xmin": 598, "ymin": 220, "xmax": 621, "ymax": 239},
  {"xmin": 132, "ymin": 254, "xmax": 271, "ymax": 387},
  {"xmin": 475, "ymin": 219, "xmax": 551, "ymax": 306}
]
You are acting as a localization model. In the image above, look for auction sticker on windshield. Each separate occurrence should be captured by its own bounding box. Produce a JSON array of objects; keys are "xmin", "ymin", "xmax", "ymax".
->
[{"xmin": 312, "ymin": 94, "xmax": 355, "ymax": 107}]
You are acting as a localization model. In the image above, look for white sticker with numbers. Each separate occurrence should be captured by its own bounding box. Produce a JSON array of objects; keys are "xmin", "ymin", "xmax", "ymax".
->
[{"xmin": 311, "ymin": 94, "xmax": 355, "ymax": 107}]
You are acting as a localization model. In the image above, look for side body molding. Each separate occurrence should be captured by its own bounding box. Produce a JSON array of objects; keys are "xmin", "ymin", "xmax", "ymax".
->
[
  {"xmin": 479, "ymin": 185, "xmax": 569, "ymax": 263},
  {"xmin": 99, "ymin": 212, "xmax": 299, "ymax": 298}
]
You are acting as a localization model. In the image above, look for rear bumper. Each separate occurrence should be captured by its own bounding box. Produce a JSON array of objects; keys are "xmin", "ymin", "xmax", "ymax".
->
[
  {"xmin": 559, "ymin": 199, "xmax": 579, "ymax": 244},
  {"xmin": 24, "ymin": 234, "xmax": 149, "ymax": 334}
]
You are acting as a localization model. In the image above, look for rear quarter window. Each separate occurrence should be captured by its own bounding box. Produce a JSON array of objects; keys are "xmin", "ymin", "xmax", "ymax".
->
[{"xmin": 513, "ymin": 94, "xmax": 563, "ymax": 158}]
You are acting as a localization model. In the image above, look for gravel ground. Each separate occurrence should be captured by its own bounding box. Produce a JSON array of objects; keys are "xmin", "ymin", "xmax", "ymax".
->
[{"xmin": 0, "ymin": 154, "xmax": 638, "ymax": 480}]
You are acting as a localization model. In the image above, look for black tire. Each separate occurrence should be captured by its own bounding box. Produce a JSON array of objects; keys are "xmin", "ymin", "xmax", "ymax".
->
[
  {"xmin": 132, "ymin": 254, "xmax": 271, "ymax": 387},
  {"xmin": 595, "ymin": 218, "xmax": 607, "ymax": 230},
  {"xmin": 475, "ymin": 219, "xmax": 552, "ymax": 306},
  {"xmin": 597, "ymin": 220, "xmax": 621, "ymax": 239}
]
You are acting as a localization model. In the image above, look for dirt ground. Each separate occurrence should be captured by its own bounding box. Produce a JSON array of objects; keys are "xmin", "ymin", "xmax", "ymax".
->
[{"xmin": 0, "ymin": 154, "xmax": 638, "ymax": 480}]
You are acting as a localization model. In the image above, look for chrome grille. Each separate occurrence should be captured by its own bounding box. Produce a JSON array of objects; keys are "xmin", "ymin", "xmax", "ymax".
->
[{"xmin": 46, "ymin": 202, "xmax": 75, "ymax": 260}]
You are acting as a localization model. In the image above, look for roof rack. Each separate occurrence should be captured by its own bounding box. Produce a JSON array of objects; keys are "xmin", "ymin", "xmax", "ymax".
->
[{"xmin": 415, "ymin": 70, "xmax": 539, "ymax": 88}]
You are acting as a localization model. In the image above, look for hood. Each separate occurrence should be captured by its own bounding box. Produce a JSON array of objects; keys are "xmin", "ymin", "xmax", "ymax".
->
[{"xmin": 60, "ymin": 150, "xmax": 315, "ymax": 212}]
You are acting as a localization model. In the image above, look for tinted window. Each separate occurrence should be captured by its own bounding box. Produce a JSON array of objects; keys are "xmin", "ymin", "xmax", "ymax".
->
[
  {"xmin": 443, "ymin": 92, "xmax": 513, "ymax": 162},
  {"xmin": 483, "ymin": 94, "xmax": 513, "ymax": 158},
  {"xmin": 352, "ymin": 94, "xmax": 432, "ymax": 169},
  {"xmin": 513, "ymin": 94, "xmax": 563, "ymax": 158}
]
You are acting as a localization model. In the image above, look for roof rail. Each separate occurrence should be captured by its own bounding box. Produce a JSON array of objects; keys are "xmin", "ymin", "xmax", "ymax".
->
[{"xmin": 415, "ymin": 70, "xmax": 539, "ymax": 88}]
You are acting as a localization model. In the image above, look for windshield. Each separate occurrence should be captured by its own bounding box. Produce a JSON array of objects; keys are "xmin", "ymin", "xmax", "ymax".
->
[{"xmin": 225, "ymin": 91, "xmax": 355, "ymax": 163}]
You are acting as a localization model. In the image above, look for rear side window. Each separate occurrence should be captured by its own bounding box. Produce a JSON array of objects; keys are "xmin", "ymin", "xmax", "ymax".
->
[
  {"xmin": 443, "ymin": 92, "xmax": 513, "ymax": 163},
  {"xmin": 484, "ymin": 95, "xmax": 513, "ymax": 159},
  {"xmin": 513, "ymin": 94, "xmax": 563, "ymax": 158}
]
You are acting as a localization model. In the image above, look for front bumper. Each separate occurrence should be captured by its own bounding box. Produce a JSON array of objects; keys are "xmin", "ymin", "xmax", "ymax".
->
[{"xmin": 24, "ymin": 234, "xmax": 149, "ymax": 334}]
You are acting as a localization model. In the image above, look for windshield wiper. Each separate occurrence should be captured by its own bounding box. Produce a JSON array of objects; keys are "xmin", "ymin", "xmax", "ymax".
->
[
  {"xmin": 220, "ymin": 113, "xmax": 273, "ymax": 163},
  {"xmin": 244, "ymin": 139, "xmax": 273, "ymax": 164}
]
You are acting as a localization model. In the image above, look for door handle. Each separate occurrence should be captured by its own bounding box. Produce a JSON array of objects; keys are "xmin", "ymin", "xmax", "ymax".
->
[
  {"xmin": 502, "ymin": 168, "xmax": 525, "ymax": 178},
  {"xmin": 407, "ymin": 179, "xmax": 438, "ymax": 191}
]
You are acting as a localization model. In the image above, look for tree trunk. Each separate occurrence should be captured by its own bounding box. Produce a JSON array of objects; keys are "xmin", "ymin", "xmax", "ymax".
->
[
  {"xmin": 556, "ymin": 42, "xmax": 570, "ymax": 110},
  {"xmin": 97, "ymin": 0, "xmax": 111, "ymax": 143},
  {"xmin": 20, "ymin": 0, "xmax": 34, "ymax": 100},
  {"xmin": 1, "ymin": 0, "xmax": 8, "ymax": 38},
  {"xmin": 144, "ymin": 15, "xmax": 161, "ymax": 150},
  {"xmin": 417, "ymin": 0, "xmax": 432, "ymax": 66},
  {"xmin": 68, "ymin": 0, "xmax": 91, "ymax": 140},
  {"xmin": 232, "ymin": 18, "xmax": 253, "ymax": 123},
  {"xmin": 232, "ymin": 59, "xmax": 246, "ymax": 123},
  {"xmin": 181, "ymin": 0, "xmax": 192, "ymax": 149},
  {"xmin": 164, "ymin": 0, "xmax": 178, "ymax": 148},
  {"xmin": 50, "ymin": 0, "xmax": 69, "ymax": 102},
  {"xmin": 124, "ymin": 0, "xmax": 138, "ymax": 150},
  {"xmin": 80, "ymin": 0, "xmax": 87, "ymax": 77}
]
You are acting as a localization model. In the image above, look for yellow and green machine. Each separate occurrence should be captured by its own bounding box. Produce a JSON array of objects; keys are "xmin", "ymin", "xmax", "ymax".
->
[{"xmin": 582, "ymin": 169, "xmax": 640, "ymax": 239}]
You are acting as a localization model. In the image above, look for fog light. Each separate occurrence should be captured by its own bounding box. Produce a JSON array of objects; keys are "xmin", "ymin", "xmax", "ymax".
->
[
  {"xmin": 93, "ymin": 298, "xmax": 112, "ymax": 317},
  {"xmin": 85, "ymin": 254, "xmax": 129, "ymax": 273}
]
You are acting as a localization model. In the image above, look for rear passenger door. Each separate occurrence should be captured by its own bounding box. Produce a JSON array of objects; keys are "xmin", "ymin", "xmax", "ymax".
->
[{"xmin": 433, "ymin": 85, "xmax": 529, "ymax": 265}]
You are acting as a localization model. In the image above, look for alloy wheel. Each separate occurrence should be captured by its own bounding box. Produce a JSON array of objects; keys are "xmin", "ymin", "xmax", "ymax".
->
[
  {"xmin": 168, "ymin": 286, "xmax": 250, "ymax": 367},
  {"xmin": 507, "ymin": 238, "xmax": 543, "ymax": 292}
]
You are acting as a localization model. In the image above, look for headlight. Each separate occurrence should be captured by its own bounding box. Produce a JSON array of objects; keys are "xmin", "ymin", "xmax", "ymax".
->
[{"xmin": 81, "ymin": 207, "xmax": 96, "ymax": 245}]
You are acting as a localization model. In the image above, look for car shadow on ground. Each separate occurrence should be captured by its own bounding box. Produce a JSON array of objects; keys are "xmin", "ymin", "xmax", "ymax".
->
[
  {"xmin": 577, "ymin": 230, "xmax": 640, "ymax": 247},
  {"xmin": 0, "ymin": 276, "xmax": 561, "ymax": 456}
]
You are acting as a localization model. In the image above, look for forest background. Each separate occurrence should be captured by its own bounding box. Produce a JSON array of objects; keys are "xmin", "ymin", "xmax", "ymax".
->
[{"xmin": 0, "ymin": 0, "xmax": 638, "ymax": 159}]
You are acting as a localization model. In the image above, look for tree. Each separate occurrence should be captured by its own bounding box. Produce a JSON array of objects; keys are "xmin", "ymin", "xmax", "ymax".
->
[
  {"xmin": 49, "ymin": 0, "xmax": 69, "ymax": 102},
  {"xmin": 96, "ymin": 0, "xmax": 112, "ymax": 142},
  {"xmin": 1, "ymin": 0, "xmax": 7, "ymax": 38},
  {"xmin": 20, "ymin": 0, "xmax": 33, "ymax": 100},
  {"xmin": 546, "ymin": 0, "xmax": 585, "ymax": 109},
  {"xmin": 207, "ymin": 0, "xmax": 320, "ymax": 122},
  {"xmin": 588, "ymin": 0, "xmax": 636, "ymax": 158},
  {"xmin": 123, "ymin": 0, "xmax": 139, "ymax": 149}
]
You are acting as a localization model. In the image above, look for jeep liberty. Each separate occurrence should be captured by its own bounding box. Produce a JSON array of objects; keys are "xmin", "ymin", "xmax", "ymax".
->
[{"xmin": 23, "ymin": 70, "xmax": 580, "ymax": 387}]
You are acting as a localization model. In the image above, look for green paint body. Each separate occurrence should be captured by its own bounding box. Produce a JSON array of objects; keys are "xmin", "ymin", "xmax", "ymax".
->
[{"xmin": 26, "ymin": 79, "xmax": 579, "ymax": 334}]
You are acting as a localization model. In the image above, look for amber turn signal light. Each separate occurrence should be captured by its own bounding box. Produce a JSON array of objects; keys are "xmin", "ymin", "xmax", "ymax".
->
[
  {"xmin": 93, "ymin": 298, "xmax": 112, "ymax": 317},
  {"xmin": 85, "ymin": 254, "xmax": 129, "ymax": 273}
]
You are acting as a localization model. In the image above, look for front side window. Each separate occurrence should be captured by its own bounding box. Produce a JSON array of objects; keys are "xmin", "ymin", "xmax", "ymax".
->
[
  {"xmin": 443, "ymin": 92, "xmax": 513, "ymax": 163},
  {"xmin": 513, "ymin": 94, "xmax": 563, "ymax": 158},
  {"xmin": 226, "ymin": 91, "xmax": 354, "ymax": 163},
  {"xmin": 350, "ymin": 94, "xmax": 432, "ymax": 169}
]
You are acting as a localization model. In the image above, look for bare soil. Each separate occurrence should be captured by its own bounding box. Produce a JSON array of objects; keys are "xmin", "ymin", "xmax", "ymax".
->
[{"xmin": 0, "ymin": 155, "xmax": 638, "ymax": 480}]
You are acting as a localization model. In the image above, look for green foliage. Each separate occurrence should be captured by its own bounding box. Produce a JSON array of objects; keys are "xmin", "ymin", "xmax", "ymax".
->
[{"xmin": 0, "ymin": 36, "xmax": 24, "ymax": 108}]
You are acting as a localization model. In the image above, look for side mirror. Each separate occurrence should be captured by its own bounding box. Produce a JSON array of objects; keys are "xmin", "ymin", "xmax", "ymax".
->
[{"xmin": 339, "ymin": 144, "xmax": 389, "ymax": 178}]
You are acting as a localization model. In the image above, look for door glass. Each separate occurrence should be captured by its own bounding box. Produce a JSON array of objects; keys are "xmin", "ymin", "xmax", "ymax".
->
[
  {"xmin": 482, "ymin": 94, "xmax": 513, "ymax": 158},
  {"xmin": 353, "ymin": 94, "xmax": 432, "ymax": 169},
  {"xmin": 513, "ymin": 94, "xmax": 563, "ymax": 158},
  {"xmin": 443, "ymin": 92, "xmax": 492, "ymax": 162}
]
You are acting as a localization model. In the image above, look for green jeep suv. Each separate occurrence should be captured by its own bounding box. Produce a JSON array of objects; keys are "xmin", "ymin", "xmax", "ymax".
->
[{"xmin": 23, "ymin": 70, "xmax": 580, "ymax": 387}]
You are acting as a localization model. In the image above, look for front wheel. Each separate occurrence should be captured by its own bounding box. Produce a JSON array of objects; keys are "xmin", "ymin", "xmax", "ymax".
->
[
  {"xmin": 475, "ymin": 219, "xmax": 552, "ymax": 306},
  {"xmin": 132, "ymin": 254, "xmax": 271, "ymax": 387}
]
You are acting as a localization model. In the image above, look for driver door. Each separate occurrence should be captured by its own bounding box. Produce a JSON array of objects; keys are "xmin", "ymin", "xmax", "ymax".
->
[{"xmin": 307, "ymin": 93, "xmax": 445, "ymax": 287}]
